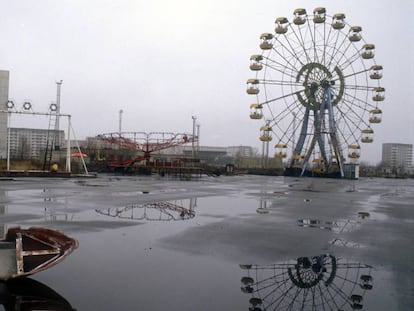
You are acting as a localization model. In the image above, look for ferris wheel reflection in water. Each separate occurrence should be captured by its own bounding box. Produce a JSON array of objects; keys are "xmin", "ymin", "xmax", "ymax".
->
[{"xmin": 240, "ymin": 254, "xmax": 373, "ymax": 311}]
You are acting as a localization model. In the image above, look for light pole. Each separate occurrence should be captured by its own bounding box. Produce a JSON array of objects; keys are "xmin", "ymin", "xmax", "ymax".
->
[
  {"xmin": 119, "ymin": 109, "xmax": 123, "ymax": 137},
  {"xmin": 55, "ymin": 80, "xmax": 63, "ymax": 149},
  {"xmin": 6, "ymin": 110, "xmax": 11, "ymax": 171},
  {"xmin": 292, "ymin": 112, "xmax": 296, "ymax": 158},
  {"xmin": 192, "ymin": 116, "xmax": 197, "ymax": 158}
]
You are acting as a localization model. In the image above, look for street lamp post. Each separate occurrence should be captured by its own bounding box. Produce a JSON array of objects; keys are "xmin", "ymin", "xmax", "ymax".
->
[{"xmin": 192, "ymin": 116, "xmax": 197, "ymax": 158}]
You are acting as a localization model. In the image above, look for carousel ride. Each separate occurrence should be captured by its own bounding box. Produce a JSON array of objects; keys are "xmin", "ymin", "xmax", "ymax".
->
[{"xmin": 97, "ymin": 132, "xmax": 197, "ymax": 173}]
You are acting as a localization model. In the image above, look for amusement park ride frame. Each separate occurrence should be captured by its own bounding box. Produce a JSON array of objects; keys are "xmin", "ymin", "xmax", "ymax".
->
[
  {"xmin": 1, "ymin": 105, "xmax": 74, "ymax": 173},
  {"xmin": 98, "ymin": 131, "xmax": 197, "ymax": 161}
]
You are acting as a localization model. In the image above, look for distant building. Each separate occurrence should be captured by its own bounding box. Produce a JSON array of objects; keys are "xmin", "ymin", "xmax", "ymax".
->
[
  {"xmin": 0, "ymin": 70, "xmax": 9, "ymax": 159},
  {"xmin": 381, "ymin": 143, "xmax": 413, "ymax": 174},
  {"xmin": 182, "ymin": 146, "xmax": 229, "ymax": 164},
  {"xmin": 8, "ymin": 127, "xmax": 65, "ymax": 159},
  {"xmin": 226, "ymin": 146, "xmax": 255, "ymax": 158},
  {"xmin": 80, "ymin": 137, "xmax": 275, "ymax": 168}
]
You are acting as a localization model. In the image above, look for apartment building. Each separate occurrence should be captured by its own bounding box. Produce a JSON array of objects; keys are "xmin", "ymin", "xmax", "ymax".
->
[
  {"xmin": 8, "ymin": 127, "xmax": 65, "ymax": 159},
  {"xmin": 382, "ymin": 143, "xmax": 413, "ymax": 173}
]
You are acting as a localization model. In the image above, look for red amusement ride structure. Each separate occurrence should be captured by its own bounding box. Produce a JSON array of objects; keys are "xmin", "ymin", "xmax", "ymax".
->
[{"xmin": 97, "ymin": 132, "xmax": 197, "ymax": 172}]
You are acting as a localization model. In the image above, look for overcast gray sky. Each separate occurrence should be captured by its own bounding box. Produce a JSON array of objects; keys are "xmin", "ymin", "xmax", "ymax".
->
[{"xmin": 0, "ymin": 0, "xmax": 413, "ymax": 164}]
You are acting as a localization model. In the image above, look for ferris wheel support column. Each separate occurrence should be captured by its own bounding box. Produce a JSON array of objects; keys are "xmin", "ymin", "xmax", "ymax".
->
[
  {"xmin": 301, "ymin": 107, "xmax": 329, "ymax": 176},
  {"xmin": 323, "ymin": 83, "xmax": 345, "ymax": 177},
  {"xmin": 315, "ymin": 111, "xmax": 329, "ymax": 168},
  {"xmin": 315, "ymin": 88, "xmax": 330, "ymax": 171},
  {"xmin": 301, "ymin": 123, "xmax": 318, "ymax": 176},
  {"xmin": 291, "ymin": 107, "xmax": 310, "ymax": 167}
]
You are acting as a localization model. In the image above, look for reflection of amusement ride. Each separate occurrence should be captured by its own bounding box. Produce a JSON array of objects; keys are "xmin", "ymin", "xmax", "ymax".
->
[
  {"xmin": 96, "ymin": 198, "xmax": 197, "ymax": 221},
  {"xmin": 247, "ymin": 7, "xmax": 384, "ymax": 177},
  {"xmin": 98, "ymin": 132, "xmax": 198, "ymax": 174},
  {"xmin": 240, "ymin": 254, "xmax": 373, "ymax": 310}
]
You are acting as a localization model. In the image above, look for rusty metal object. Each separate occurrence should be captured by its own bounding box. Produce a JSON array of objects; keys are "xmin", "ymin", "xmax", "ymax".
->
[{"xmin": 0, "ymin": 227, "xmax": 78, "ymax": 280}]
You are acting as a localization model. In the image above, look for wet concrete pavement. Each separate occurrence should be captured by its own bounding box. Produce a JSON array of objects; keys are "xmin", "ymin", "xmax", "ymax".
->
[{"xmin": 0, "ymin": 175, "xmax": 413, "ymax": 310}]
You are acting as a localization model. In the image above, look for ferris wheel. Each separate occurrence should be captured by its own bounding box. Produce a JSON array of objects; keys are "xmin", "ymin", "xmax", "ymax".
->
[{"xmin": 246, "ymin": 7, "xmax": 384, "ymax": 177}]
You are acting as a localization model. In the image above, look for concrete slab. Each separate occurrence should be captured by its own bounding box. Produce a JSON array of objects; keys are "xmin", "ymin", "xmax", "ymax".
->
[{"xmin": 0, "ymin": 175, "xmax": 412, "ymax": 310}]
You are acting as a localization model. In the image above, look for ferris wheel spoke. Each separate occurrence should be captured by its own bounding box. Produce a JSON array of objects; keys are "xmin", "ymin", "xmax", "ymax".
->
[
  {"xmin": 266, "ymin": 283, "xmax": 297, "ymax": 310},
  {"xmin": 335, "ymin": 263, "xmax": 372, "ymax": 269},
  {"xmin": 322, "ymin": 22, "xmax": 334, "ymax": 66},
  {"xmin": 333, "ymin": 273, "xmax": 360, "ymax": 288},
  {"xmin": 266, "ymin": 97, "xmax": 296, "ymax": 123},
  {"xmin": 338, "ymin": 114, "xmax": 366, "ymax": 141},
  {"xmin": 268, "ymin": 107, "xmax": 298, "ymax": 137},
  {"xmin": 272, "ymin": 122, "xmax": 293, "ymax": 144},
  {"xmin": 260, "ymin": 89, "xmax": 306, "ymax": 106},
  {"xmin": 311, "ymin": 24, "xmax": 321, "ymax": 64},
  {"xmin": 314, "ymin": 22, "xmax": 329, "ymax": 65},
  {"xmin": 335, "ymin": 67, "xmax": 371, "ymax": 82},
  {"xmin": 339, "ymin": 99, "xmax": 370, "ymax": 127},
  {"xmin": 335, "ymin": 122, "xmax": 359, "ymax": 149},
  {"xmin": 327, "ymin": 36, "xmax": 354, "ymax": 70},
  {"xmin": 342, "ymin": 92, "xmax": 376, "ymax": 114},
  {"xmin": 337, "ymin": 49, "xmax": 365, "ymax": 72},
  {"xmin": 256, "ymin": 278, "xmax": 293, "ymax": 307},
  {"xmin": 262, "ymin": 63, "xmax": 299, "ymax": 81},
  {"xmin": 325, "ymin": 30, "xmax": 345, "ymax": 68},
  {"xmin": 254, "ymin": 272, "xmax": 289, "ymax": 292},
  {"xmin": 274, "ymin": 35, "xmax": 307, "ymax": 68},
  {"xmin": 316, "ymin": 282, "xmax": 333, "ymax": 311},
  {"xmin": 279, "ymin": 97, "xmax": 304, "ymax": 121},
  {"xmin": 285, "ymin": 286, "xmax": 304, "ymax": 310},
  {"xmin": 342, "ymin": 88, "xmax": 370, "ymax": 107},
  {"xmin": 291, "ymin": 25, "xmax": 313, "ymax": 64},
  {"xmin": 260, "ymin": 79, "xmax": 302, "ymax": 88},
  {"xmin": 323, "ymin": 281, "xmax": 351, "ymax": 309},
  {"xmin": 344, "ymin": 84, "xmax": 373, "ymax": 92},
  {"xmin": 268, "ymin": 58, "xmax": 306, "ymax": 85},
  {"xmin": 342, "ymin": 90, "xmax": 374, "ymax": 109},
  {"xmin": 330, "ymin": 275, "xmax": 362, "ymax": 304}
]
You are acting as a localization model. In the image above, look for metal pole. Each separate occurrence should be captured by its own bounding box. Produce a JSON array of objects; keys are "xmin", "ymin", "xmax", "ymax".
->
[
  {"xmin": 55, "ymin": 80, "xmax": 63, "ymax": 148},
  {"xmin": 292, "ymin": 112, "xmax": 296, "ymax": 156},
  {"xmin": 262, "ymin": 141, "xmax": 265, "ymax": 168},
  {"xmin": 66, "ymin": 116, "xmax": 71, "ymax": 173},
  {"xmin": 192, "ymin": 116, "xmax": 196, "ymax": 158},
  {"xmin": 196, "ymin": 124, "xmax": 200, "ymax": 154},
  {"xmin": 119, "ymin": 109, "xmax": 123, "ymax": 137},
  {"xmin": 6, "ymin": 112, "xmax": 11, "ymax": 171}
]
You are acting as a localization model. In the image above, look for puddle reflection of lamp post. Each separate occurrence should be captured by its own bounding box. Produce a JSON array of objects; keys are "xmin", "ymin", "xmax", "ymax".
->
[
  {"xmin": 0, "ymin": 189, "xmax": 5, "ymax": 238},
  {"xmin": 6, "ymin": 100, "xmax": 15, "ymax": 171}
]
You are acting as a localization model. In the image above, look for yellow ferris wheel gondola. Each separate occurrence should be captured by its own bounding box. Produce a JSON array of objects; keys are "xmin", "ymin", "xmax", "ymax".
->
[{"xmin": 250, "ymin": 103, "xmax": 263, "ymax": 119}]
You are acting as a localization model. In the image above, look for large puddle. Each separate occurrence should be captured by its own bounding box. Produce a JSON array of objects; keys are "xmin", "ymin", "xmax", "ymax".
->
[{"xmin": 1, "ymin": 175, "xmax": 413, "ymax": 310}]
